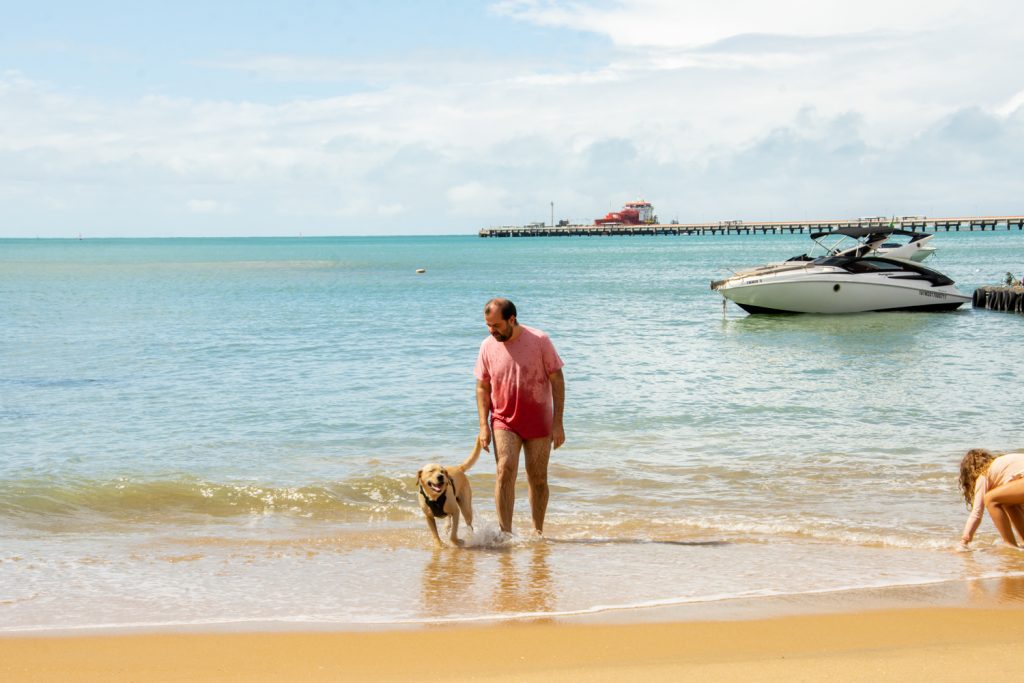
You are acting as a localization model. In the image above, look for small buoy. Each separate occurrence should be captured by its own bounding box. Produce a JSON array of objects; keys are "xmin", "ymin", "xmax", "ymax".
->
[{"xmin": 415, "ymin": 268, "xmax": 426, "ymax": 274}]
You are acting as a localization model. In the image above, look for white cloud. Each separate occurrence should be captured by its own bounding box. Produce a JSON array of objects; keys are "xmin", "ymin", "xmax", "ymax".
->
[
  {"xmin": 995, "ymin": 89, "xmax": 1024, "ymax": 118},
  {"xmin": 187, "ymin": 199, "xmax": 235, "ymax": 215},
  {"xmin": 494, "ymin": 0, "xmax": 982, "ymax": 48},
  {"xmin": 446, "ymin": 182, "xmax": 512, "ymax": 217},
  {"xmin": 199, "ymin": 54, "xmax": 548, "ymax": 89},
  {"xmin": 376, "ymin": 203, "xmax": 405, "ymax": 216},
  {"xmin": 1, "ymin": 3, "xmax": 1023, "ymax": 236}
]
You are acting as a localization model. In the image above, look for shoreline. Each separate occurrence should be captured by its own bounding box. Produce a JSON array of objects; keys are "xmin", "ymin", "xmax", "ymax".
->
[
  {"xmin": 4, "ymin": 577, "xmax": 1024, "ymax": 682},
  {"xmin": 5, "ymin": 573, "xmax": 1024, "ymax": 638}
]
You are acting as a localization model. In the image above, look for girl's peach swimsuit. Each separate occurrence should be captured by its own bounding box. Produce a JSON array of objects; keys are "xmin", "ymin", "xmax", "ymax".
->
[{"xmin": 962, "ymin": 452, "xmax": 1024, "ymax": 541}]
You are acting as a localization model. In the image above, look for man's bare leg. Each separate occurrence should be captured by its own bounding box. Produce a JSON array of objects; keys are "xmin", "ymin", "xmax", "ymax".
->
[
  {"xmin": 523, "ymin": 436, "xmax": 552, "ymax": 535},
  {"xmin": 493, "ymin": 429, "xmax": 522, "ymax": 533}
]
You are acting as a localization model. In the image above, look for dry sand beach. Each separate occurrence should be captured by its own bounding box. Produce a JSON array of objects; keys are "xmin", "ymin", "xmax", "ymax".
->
[
  {"xmin": 4, "ymin": 579, "xmax": 1024, "ymax": 683},
  {"xmin": 1, "ymin": 608, "xmax": 1021, "ymax": 683}
]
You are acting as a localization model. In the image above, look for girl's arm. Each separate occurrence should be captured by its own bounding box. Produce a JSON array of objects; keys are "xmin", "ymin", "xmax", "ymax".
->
[{"xmin": 960, "ymin": 478, "xmax": 988, "ymax": 546}]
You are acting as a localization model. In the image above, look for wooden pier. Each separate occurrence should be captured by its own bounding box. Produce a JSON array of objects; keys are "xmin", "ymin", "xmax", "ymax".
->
[{"xmin": 479, "ymin": 215, "xmax": 1024, "ymax": 238}]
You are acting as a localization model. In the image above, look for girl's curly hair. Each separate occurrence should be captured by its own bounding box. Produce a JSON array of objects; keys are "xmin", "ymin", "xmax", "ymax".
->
[{"xmin": 959, "ymin": 448, "xmax": 997, "ymax": 508}]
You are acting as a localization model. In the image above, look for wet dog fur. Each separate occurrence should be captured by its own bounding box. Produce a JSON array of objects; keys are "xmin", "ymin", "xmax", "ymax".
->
[{"xmin": 416, "ymin": 442, "xmax": 481, "ymax": 546}]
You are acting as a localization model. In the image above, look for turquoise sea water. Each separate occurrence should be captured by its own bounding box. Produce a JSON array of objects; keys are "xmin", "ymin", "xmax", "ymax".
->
[{"xmin": 1, "ymin": 231, "xmax": 1023, "ymax": 631}]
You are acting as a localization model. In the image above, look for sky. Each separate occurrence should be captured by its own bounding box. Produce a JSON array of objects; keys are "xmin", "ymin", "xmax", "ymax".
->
[{"xmin": 2, "ymin": 0, "xmax": 1023, "ymax": 237}]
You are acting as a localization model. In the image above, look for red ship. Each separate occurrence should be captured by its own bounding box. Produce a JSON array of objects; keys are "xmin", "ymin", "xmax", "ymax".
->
[{"xmin": 594, "ymin": 200, "xmax": 656, "ymax": 225}]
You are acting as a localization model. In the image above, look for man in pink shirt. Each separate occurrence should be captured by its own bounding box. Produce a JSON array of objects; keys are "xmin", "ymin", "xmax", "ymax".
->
[{"xmin": 475, "ymin": 298, "xmax": 565, "ymax": 535}]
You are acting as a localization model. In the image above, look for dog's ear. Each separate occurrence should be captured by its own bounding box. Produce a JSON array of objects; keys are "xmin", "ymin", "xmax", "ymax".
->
[
  {"xmin": 440, "ymin": 467, "xmax": 450, "ymax": 480},
  {"xmin": 416, "ymin": 469, "xmax": 422, "ymax": 486}
]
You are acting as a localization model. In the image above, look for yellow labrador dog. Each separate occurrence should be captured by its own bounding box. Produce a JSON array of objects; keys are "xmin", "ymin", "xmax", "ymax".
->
[{"xmin": 416, "ymin": 441, "xmax": 480, "ymax": 547}]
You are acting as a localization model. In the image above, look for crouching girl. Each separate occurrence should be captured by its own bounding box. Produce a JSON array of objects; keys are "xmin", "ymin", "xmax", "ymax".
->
[{"xmin": 959, "ymin": 448, "xmax": 1024, "ymax": 549}]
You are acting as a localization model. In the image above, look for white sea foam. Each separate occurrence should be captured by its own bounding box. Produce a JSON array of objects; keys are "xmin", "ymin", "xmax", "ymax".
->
[{"xmin": 458, "ymin": 522, "xmax": 509, "ymax": 548}]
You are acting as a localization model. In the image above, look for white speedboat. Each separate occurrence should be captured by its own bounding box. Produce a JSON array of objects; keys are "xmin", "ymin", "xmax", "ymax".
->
[
  {"xmin": 710, "ymin": 227, "xmax": 969, "ymax": 314},
  {"xmin": 874, "ymin": 232, "xmax": 935, "ymax": 262}
]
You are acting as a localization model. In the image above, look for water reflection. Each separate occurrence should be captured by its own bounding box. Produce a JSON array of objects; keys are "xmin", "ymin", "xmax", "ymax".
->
[
  {"xmin": 418, "ymin": 541, "xmax": 555, "ymax": 621},
  {"xmin": 966, "ymin": 574, "xmax": 1024, "ymax": 605},
  {"xmin": 420, "ymin": 546, "xmax": 479, "ymax": 616},
  {"xmin": 721, "ymin": 309, "xmax": 937, "ymax": 341},
  {"xmin": 960, "ymin": 549, "xmax": 1024, "ymax": 605},
  {"xmin": 491, "ymin": 541, "xmax": 553, "ymax": 620}
]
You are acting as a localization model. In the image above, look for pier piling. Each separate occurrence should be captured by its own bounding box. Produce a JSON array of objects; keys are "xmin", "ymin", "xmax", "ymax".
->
[{"xmin": 973, "ymin": 286, "xmax": 1024, "ymax": 313}]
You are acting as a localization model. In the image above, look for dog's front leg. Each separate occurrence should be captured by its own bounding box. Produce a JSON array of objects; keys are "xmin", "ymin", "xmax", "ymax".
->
[
  {"xmin": 448, "ymin": 510, "xmax": 463, "ymax": 546},
  {"xmin": 425, "ymin": 514, "xmax": 443, "ymax": 547}
]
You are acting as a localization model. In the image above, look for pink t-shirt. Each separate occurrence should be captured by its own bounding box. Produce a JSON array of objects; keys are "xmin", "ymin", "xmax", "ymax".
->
[
  {"xmin": 474, "ymin": 325, "xmax": 564, "ymax": 440},
  {"xmin": 962, "ymin": 452, "xmax": 1024, "ymax": 541}
]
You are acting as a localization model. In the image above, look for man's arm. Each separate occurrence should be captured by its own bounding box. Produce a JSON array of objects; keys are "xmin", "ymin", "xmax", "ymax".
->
[
  {"xmin": 549, "ymin": 369, "xmax": 565, "ymax": 449},
  {"xmin": 476, "ymin": 379, "xmax": 492, "ymax": 452}
]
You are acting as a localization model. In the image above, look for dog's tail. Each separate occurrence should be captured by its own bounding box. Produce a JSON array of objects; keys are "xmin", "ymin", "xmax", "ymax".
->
[{"xmin": 454, "ymin": 440, "xmax": 482, "ymax": 474}]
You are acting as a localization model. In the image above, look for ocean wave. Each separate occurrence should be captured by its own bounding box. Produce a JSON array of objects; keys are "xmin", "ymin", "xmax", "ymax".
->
[
  {"xmin": 0, "ymin": 475, "xmax": 421, "ymax": 522},
  {"xmin": 0, "ymin": 471, "xmax": 963, "ymax": 556},
  {"xmin": 638, "ymin": 513, "xmax": 957, "ymax": 551}
]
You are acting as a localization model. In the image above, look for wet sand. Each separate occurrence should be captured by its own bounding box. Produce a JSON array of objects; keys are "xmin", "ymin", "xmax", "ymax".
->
[{"xmin": 3, "ymin": 578, "xmax": 1024, "ymax": 682}]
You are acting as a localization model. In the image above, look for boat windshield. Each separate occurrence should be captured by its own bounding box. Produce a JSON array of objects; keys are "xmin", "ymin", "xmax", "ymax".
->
[
  {"xmin": 815, "ymin": 255, "xmax": 956, "ymax": 286},
  {"xmin": 840, "ymin": 258, "xmax": 910, "ymax": 273}
]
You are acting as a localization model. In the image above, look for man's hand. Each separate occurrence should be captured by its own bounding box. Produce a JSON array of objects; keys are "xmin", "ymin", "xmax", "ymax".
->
[
  {"xmin": 551, "ymin": 419, "xmax": 565, "ymax": 450},
  {"xmin": 478, "ymin": 424, "xmax": 491, "ymax": 452}
]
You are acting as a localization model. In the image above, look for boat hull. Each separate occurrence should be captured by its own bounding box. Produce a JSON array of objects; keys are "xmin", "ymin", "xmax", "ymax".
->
[{"xmin": 717, "ymin": 272, "xmax": 970, "ymax": 314}]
